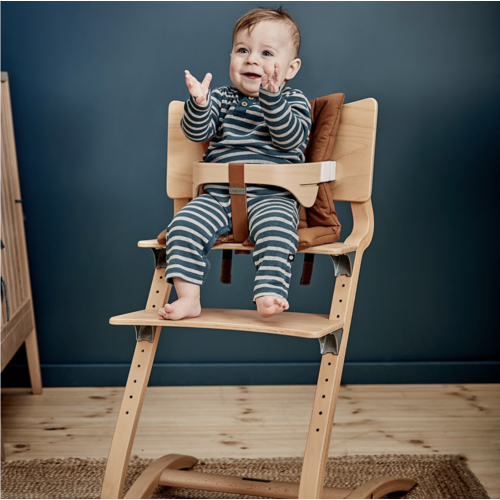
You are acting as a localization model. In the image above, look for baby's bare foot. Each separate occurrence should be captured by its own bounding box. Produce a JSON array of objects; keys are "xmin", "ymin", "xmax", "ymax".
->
[
  {"xmin": 255, "ymin": 296, "xmax": 289, "ymax": 318},
  {"xmin": 158, "ymin": 297, "xmax": 201, "ymax": 321}
]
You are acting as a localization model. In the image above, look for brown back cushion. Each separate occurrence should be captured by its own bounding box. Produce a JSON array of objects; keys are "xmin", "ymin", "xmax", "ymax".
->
[
  {"xmin": 297, "ymin": 93, "xmax": 344, "ymax": 248},
  {"xmin": 304, "ymin": 93, "xmax": 345, "ymax": 162}
]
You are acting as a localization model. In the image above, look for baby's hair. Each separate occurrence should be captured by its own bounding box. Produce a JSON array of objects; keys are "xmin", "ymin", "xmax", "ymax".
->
[{"xmin": 233, "ymin": 7, "xmax": 301, "ymax": 58}]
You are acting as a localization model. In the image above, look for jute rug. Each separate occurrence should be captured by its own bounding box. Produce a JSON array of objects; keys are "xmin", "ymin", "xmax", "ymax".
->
[{"xmin": 1, "ymin": 454, "xmax": 489, "ymax": 499}]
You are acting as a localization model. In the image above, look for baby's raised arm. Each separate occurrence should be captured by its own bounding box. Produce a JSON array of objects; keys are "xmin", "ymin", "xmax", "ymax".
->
[
  {"xmin": 259, "ymin": 69, "xmax": 312, "ymax": 151},
  {"xmin": 181, "ymin": 71, "xmax": 221, "ymax": 143},
  {"xmin": 185, "ymin": 70, "xmax": 212, "ymax": 106},
  {"xmin": 260, "ymin": 63, "xmax": 282, "ymax": 93}
]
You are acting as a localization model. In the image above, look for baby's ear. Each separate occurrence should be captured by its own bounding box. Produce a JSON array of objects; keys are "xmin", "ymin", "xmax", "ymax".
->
[{"xmin": 286, "ymin": 58, "xmax": 301, "ymax": 81}]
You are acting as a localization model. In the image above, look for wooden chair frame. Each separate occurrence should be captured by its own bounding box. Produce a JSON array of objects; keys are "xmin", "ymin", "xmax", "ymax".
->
[{"xmin": 100, "ymin": 98, "xmax": 416, "ymax": 498}]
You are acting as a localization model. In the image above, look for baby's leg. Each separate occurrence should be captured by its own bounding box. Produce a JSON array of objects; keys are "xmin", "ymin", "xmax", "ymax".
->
[
  {"xmin": 160, "ymin": 194, "xmax": 230, "ymax": 320},
  {"xmin": 248, "ymin": 196, "xmax": 300, "ymax": 318}
]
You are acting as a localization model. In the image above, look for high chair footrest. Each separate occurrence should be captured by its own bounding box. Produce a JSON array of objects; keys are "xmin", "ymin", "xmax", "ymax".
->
[{"xmin": 110, "ymin": 308, "xmax": 344, "ymax": 339}]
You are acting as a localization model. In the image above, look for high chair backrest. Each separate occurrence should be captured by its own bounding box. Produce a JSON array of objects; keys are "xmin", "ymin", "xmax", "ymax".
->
[
  {"xmin": 165, "ymin": 97, "xmax": 378, "ymax": 206},
  {"xmin": 166, "ymin": 101, "xmax": 204, "ymax": 201},
  {"xmin": 328, "ymin": 99, "xmax": 377, "ymax": 203}
]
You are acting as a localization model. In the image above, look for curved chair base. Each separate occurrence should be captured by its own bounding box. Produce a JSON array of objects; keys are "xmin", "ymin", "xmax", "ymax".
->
[
  {"xmin": 346, "ymin": 476, "xmax": 417, "ymax": 499},
  {"xmin": 124, "ymin": 453, "xmax": 416, "ymax": 499},
  {"xmin": 123, "ymin": 454, "xmax": 198, "ymax": 499}
]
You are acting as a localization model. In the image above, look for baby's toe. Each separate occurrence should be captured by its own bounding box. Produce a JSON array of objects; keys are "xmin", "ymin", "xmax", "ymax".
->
[
  {"xmin": 163, "ymin": 303, "xmax": 175, "ymax": 313},
  {"xmin": 159, "ymin": 304, "xmax": 174, "ymax": 319}
]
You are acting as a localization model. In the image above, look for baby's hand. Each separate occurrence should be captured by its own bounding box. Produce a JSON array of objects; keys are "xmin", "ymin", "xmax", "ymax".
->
[
  {"xmin": 185, "ymin": 70, "xmax": 212, "ymax": 105},
  {"xmin": 261, "ymin": 63, "xmax": 281, "ymax": 93}
]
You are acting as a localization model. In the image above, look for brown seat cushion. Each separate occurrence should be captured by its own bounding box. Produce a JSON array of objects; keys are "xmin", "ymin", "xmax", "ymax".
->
[{"xmin": 158, "ymin": 93, "xmax": 345, "ymax": 249}]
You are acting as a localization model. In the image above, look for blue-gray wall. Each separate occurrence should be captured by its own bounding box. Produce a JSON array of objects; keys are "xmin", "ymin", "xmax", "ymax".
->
[{"xmin": 2, "ymin": 2, "xmax": 499, "ymax": 387}]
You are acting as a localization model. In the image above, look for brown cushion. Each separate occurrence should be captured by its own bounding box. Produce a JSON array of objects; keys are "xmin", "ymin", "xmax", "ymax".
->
[
  {"xmin": 298, "ymin": 182, "xmax": 341, "ymax": 250},
  {"xmin": 307, "ymin": 182, "xmax": 339, "ymax": 227},
  {"xmin": 298, "ymin": 205, "xmax": 308, "ymax": 230},
  {"xmin": 297, "ymin": 93, "xmax": 345, "ymax": 250},
  {"xmin": 304, "ymin": 93, "xmax": 345, "ymax": 162},
  {"xmin": 298, "ymin": 225, "xmax": 340, "ymax": 250}
]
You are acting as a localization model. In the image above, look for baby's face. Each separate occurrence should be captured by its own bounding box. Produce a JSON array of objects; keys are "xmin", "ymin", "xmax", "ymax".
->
[{"xmin": 230, "ymin": 20, "xmax": 300, "ymax": 97}]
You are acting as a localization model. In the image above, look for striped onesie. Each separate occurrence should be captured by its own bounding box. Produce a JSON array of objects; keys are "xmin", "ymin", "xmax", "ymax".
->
[{"xmin": 166, "ymin": 85, "xmax": 312, "ymax": 301}]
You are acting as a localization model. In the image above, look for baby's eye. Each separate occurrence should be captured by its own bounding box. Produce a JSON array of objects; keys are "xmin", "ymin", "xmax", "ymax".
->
[
  {"xmin": 262, "ymin": 50, "xmax": 274, "ymax": 57},
  {"xmin": 238, "ymin": 48, "xmax": 248, "ymax": 54}
]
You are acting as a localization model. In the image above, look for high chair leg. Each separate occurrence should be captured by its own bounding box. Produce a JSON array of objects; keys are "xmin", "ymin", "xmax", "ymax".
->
[
  {"xmin": 299, "ymin": 250, "xmax": 358, "ymax": 499},
  {"xmin": 101, "ymin": 265, "xmax": 171, "ymax": 499},
  {"xmin": 101, "ymin": 326, "xmax": 162, "ymax": 499},
  {"xmin": 298, "ymin": 352, "xmax": 342, "ymax": 499}
]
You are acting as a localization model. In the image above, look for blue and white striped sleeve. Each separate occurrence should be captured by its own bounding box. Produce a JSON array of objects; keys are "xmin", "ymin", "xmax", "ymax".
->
[
  {"xmin": 258, "ymin": 87, "xmax": 312, "ymax": 151},
  {"xmin": 180, "ymin": 88, "xmax": 223, "ymax": 142}
]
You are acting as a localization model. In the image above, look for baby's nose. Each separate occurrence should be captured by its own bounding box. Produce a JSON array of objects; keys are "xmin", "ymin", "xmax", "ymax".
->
[{"xmin": 245, "ymin": 53, "xmax": 259, "ymax": 64}]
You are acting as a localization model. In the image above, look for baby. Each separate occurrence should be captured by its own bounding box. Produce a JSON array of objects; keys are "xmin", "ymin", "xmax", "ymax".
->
[{"xmin": 159, "ymin": 7, "xmax": 311, "ymax": 320}]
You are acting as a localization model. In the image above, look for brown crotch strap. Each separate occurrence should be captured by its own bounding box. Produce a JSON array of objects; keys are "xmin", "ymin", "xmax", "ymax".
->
[
  {"xmin": 300, "ymin": 253, "xmax": 315, "ymax": 286},
  {"xmin": 220, "ymin": 249, "xmax": 232, "ymax": 284},
  {"xmin": 228, "ymin": 163, "xmax": 249, "ymax": 243}
]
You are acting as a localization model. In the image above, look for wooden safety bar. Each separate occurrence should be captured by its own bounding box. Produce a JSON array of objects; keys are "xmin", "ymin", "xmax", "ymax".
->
[{"xmin": 193, "ymin": 161, "xmax": 336, "ymax": 207}]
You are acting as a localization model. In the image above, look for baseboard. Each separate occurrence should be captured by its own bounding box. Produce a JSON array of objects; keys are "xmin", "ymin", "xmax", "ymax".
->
[{"xmin": 1, "ymin": 361, "xmax": 499, "ymax": 387}]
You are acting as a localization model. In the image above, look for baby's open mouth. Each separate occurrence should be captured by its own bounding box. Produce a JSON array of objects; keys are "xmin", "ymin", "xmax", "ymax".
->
[{"xmin": 243, "ymin": 73, "xmax": 261, "ymax": 79}]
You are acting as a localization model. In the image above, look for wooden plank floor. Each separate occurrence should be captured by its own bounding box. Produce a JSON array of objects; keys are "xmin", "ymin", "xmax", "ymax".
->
[{"xmin": 2, "ymin": 384, "xmax": 499, "ymax": 498}]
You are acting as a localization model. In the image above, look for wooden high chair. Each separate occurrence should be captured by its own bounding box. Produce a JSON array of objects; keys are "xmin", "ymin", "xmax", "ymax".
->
[{"xmin": 101, "ymin": 97, "xmax": 416, "ymax": 499}]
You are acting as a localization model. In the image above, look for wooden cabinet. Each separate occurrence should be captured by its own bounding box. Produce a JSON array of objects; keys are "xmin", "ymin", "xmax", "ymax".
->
[{"xmin": 1, "ymin": 73, "xmax": 42, "ymax": 406}]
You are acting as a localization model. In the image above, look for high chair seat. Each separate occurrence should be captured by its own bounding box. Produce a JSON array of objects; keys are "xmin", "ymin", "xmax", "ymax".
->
[{"xmin": 137, "ymin": 238, "xmax": 359, "ymax": 255}]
